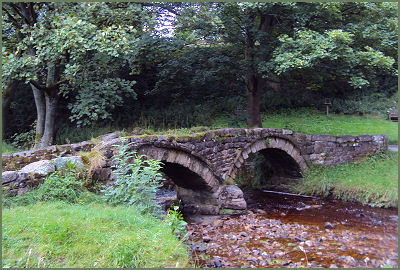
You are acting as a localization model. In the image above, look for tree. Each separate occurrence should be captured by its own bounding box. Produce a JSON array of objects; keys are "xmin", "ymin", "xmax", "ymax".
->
[
  {"xmin": 171, "ymin": 2, "xmax": 397, "ymax": 127},
  {"xmin": 2, "ymin": 2, "xmax": 142, "ymax": 147}
]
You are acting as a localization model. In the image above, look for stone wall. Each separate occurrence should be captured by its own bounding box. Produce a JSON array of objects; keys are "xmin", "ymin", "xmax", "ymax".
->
[{"xmin": 2, "ymin": 141, "xmax": 95, "ymax": 171}]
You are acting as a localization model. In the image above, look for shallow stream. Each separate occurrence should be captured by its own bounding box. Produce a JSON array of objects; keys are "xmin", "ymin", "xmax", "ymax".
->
[{"xmin": 185, "ymin": 189, "xmax": 398, "ymax": 268}]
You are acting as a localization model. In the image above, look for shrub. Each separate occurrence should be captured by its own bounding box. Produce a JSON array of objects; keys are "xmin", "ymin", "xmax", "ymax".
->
[
  {"xmin": 102, "ymin": 139, "xmax": 163, "ymax": 215},
  {"xmin": 10, "ymin": 121, "xmax": 36, "ymax": 150},
  {"xmin": 37, "ymin": 161, "xmax": 86, "ymax": 203}
]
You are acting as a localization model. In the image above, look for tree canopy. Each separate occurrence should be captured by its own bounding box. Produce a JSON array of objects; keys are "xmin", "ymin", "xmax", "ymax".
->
[{"xmin": 2, "ymin": 2, "xmax": 398, "ymax": 146}]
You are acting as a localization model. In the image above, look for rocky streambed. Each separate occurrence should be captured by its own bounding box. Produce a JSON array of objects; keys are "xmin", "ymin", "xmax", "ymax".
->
[{"xmin": 185, "ymin": 190, "xmax": 398, "ymax": 268}]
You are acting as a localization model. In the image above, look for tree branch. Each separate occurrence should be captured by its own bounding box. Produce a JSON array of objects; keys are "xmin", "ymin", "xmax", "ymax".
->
[
  {"xmin": 2, "ymin": 7, "xmax": 22, "ymax": 29},
  {"xmin": 17, "ymin": 3, "xmax": 33, "ymax": 25},
  {"xmin": 29, "ymin": 3, "xmax": 37, "ymax": 23},
  {"xmin": 8, "ymin": 3, "xmax": 29, "ymax": 25},
  {"xmin": 29, "ymin": 80, "xmax": 48, "ymax": 93}
]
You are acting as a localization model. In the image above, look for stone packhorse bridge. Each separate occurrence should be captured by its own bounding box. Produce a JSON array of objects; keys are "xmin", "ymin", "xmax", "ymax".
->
[{"xmin": 2, "ymin": 128, "xmax": 387, "ymax": 215}]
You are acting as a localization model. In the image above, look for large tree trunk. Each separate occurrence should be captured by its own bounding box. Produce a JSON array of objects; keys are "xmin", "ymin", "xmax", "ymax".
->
[
  {"xmin": 31, "ymin": 84, "xmax": 46, "ymax": 148},
  {"xmin": 246, "ymin": 73, "xmax": 263, "ymax": 127},
  {"xmin": 244, "ymin": 13, "xmax": 277, "ymax": 128},
  {"xmin": 245, "ymin": 32, "xmax": 264, "ymax": 128},
  {"xmin": 39, "ymin": 92, "xmax": 58, "ymax": 148},
  {"xmin": 38, "ymin": 62, "xmax": 61, "ymax": 148}
]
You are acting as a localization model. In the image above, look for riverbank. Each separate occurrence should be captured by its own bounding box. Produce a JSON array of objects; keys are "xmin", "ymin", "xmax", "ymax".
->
[{"xmin": 291, "ymin": 152, "xmax": 398, "ymax": 208}]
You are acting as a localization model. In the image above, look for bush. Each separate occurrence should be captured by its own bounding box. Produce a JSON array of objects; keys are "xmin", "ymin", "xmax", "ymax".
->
[
  {"xmin": 102, "ymin": 139, "xmax": 163, "ymax": 215},
  {"xmin": 10, "ymin": 121, "xmax": 36, "ymax": 150},
  {"xmin": 37, "ymin": 161, "xmax": 86, "ymax": 203},
  {"xmin": 330, "ymin": 92, "xmax": 398, "ymax": 116}
]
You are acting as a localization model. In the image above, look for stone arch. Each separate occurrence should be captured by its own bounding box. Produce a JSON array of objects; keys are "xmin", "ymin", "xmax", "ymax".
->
[
  {"xmin": 136, "ymin": 145, "xmax": 220, "ymax": 192},
  {"xmin": 227, "ymin": 137, "xmax": 307, "ymax": 180}
]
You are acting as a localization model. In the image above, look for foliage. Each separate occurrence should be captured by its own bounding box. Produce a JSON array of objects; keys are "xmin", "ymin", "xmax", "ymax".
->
[
  {"xmin": 10, "ymin": 121, "xmax": 36, "ymax": 150},
  {"xmin": 292, "ymin": 152, "xmax": 398, "ymax": 208},
  {"xmin": 252, "ymin": 153, "xmax": 274, "ymax": 188},
  {"xmin": 164, "ymin": 205, "xmax": 187, "ymax": 239},
  {"xmin": 2, "ymin": 202, "xmax": 190, "ymax": 268},
  {"xmin": 36, "ymin": 162, "xmax": 86, "ymax": 204},
  {"xmin": 329, "ymin": 92, "xmax": 398, "ymax": 116},
  {"xmin": 2, "ymin": 2, "xmax": 397, "ymax": 140},
  {"xmin": 1, "ymin": 141, "xmax": 21, "ymax": 154},
  {"xmin": 79, "ymin": 145, "xmax": 106, "ymax": 187},
  {"xmin": 102, "ymin": 139, "xmax": 163, "ymax": 215}
]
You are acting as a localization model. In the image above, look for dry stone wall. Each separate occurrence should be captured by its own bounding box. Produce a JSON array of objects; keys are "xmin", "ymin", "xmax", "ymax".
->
[{"xmin": 2, "ymin": 141, "xmax": 95, "ymax": 171}]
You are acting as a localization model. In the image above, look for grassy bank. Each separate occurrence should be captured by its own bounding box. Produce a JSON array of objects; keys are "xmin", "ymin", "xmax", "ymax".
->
[
  {"xmin": 212, "ymin": 109, "xmax": 398, "ymax": 144},
  {"xmin": 2, "ymin": 201, "xmax": 190, "ymax": 268},
  {"xmin": 292, "ymin": 152, "xmax": 398, "ymax": 208}
]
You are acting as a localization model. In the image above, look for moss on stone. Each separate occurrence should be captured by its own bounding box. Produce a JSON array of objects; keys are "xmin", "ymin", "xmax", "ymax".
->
[{"xmin": 219, "ymin": 208, "xmax": 235, "ymax": 214}]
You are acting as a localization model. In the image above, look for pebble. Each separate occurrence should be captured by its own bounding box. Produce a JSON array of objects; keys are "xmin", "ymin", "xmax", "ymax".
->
[
  {"xmin": 240, "ymin": 232, "xmax": 248, "ymax": 237},
  {"xmin": 305, "ymin": 240, "xmax": 313, "ymax": 247},
  {"xmin": 202, "ymin": 236, "xmax": 211, "ymax": 243},
  {"xmin": 186, "ymin": 201, "xmax": 397, "ymax": 269},
  {"xmin": 274, "ymin": 251, "xmax": 285, "ymax": 257},
  {"xmin": 324, "ymin": 222, "xmax": 335, "ymax": 229},
  {"xmin": 261, "ymin": 252, "xmax": 269, "ymax": 259}
]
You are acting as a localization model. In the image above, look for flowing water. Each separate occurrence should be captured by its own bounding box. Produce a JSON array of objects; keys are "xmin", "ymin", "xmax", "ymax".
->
[{"xmin": 185, "ymin": 189, "xmax": 398, "ymax": 268}]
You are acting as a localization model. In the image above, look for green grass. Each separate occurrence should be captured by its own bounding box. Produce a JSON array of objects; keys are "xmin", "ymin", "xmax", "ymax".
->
[
  {"xmin": 2, "ymin": 141, "xmax": 22, "ymax": 154},
  {"xmin": 2, "ymin": 201, "xmax": 190, "ymax": 268},
  {"xmin": 55, "ymin": 125, "xmax": 116, "ymax": 145},
  {"xmin": 292, "ymin": 152, "xmax": 398, "ymax": 208},
  {"xmin": 211, "ymin": 109, "xmax": 398, "ymax": 144}
]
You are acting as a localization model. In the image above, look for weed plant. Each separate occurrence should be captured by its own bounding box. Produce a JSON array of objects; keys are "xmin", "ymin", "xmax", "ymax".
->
[
  {"xmin": 165, "ymin": 205, "xmax": 188, "ymax": 239},
  {"xmin": 102, "ymin": 139, "xmax": 163, "ymax": 215},
  {"xmin": 36, "ymin": 162, "xmax": 86, "ymax": 204}
]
